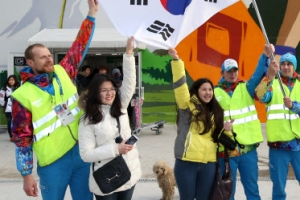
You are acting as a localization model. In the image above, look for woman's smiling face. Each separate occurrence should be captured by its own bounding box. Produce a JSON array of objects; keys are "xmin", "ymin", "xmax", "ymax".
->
[
  {"xmin": 198, "ymin": 82, "xmax": 213, "ymax": 103},
  {"xmin": 99, "ymin": 81, "xmax": 116, "ymax": 105}
]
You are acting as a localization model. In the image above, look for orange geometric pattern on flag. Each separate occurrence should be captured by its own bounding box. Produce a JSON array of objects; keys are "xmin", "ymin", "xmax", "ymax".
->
[{"xmin": 176, "ymin": 1, "xmax": 267, "ymax": 122}]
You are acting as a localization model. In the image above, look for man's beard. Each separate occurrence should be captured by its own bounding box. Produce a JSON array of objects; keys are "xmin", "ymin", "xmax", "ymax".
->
[{"xmin": 36, "ymin": 62, "xmax": 54, "ymax": 74}]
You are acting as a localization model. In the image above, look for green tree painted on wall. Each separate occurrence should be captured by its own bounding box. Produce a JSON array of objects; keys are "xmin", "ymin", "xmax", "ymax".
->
[{"xmin": 140, "ymin": 49, "xmax": 194, "ymax": 124}]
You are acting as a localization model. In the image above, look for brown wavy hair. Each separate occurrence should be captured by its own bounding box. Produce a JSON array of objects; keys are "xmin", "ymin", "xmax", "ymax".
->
[
  {"xmin": 181, "ymin": 78, "xmax": 224, "ymax": 142},
  {"xmin": 80, "ymin": 74, "xmax": 123, "ymax": 125}
]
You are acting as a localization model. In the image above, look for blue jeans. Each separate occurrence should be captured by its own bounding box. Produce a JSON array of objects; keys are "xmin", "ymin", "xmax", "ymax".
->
[
  {"xmin": 95, "ymin": 185, "xmax": 135, "ymax": 200},
  {"xmin": 269, "ymin": 148, "xmax": 300, "ymax": 200},
  {"xmin": 37, "ymin": 144, "xmax": 93, "ymax": 200},
  {"xmin": 174, "ymin": 159, "xmax": 216, "ymax": 200},
  {"xmin": 219, "ymin": 149, "xmax": 260, "ymax": 200}
]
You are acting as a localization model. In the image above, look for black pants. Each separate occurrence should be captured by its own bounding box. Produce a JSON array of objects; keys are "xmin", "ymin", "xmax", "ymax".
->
[
  {"xmin": 95, "ymin": 185, "xmax": 135, "ymax": 200},
  {"xmin": 5, "ymin": 112, "xmax": 12, "ymax": 138}
]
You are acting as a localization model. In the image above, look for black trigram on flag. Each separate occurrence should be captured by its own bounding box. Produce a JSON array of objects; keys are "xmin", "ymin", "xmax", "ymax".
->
[
  {"xmin": 146, "ymin": 21, "xmax": 175, "ymax": 41},
  {"xmin": 204, "ymin": 0, "xmax": 217, "ymax": 3},
  {"xmin": 130, "ymin": 0, "xmax": 148, "ymax": 5}
]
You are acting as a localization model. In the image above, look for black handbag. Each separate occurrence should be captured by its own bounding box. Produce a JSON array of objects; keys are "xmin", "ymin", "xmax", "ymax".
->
[
  {"xmin": 218, "ymin": 129, "xmax": 236, "ymax": 151},
  {"xmin": 209, "ymin": 147, "xmax": 233, "ymax": 200},
  {"xmin": 92, "ymin": 156, "xmax": 131, "ymax": 194},
  {"xmin": 218, "ymin": 129, "xmax": 245, "ymax": 150},
  {"xmin": 92, "ymin": 117, "xmax": 131, "ymax": 194}
]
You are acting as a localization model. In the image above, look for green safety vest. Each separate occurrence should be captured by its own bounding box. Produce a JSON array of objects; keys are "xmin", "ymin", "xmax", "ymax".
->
[
  {"xmin": 12, "ymin": 65, "xmax": 82, "ymax": 166},
  {"xmin": 215, "ymin": 83, "xmax": 263, "ymax": 145},
  {"xmin": 266, "ymin": 80, "xmax": 300, "ymax": 142}
]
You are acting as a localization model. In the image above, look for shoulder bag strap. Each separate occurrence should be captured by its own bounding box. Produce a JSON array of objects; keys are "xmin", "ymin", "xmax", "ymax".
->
[
  {"xmin": 93, "ymin": 117, "xmax": 121, "ymax": 171},
  {"xmin": 216, "ymin": 144, "xmax": 220, "ymax": 172},
  {"xmin": 116, "ymin": 117, "xmax": 120, "ymax": 135},
  {"xmin": 216, "ymin": 144, "xmax": 231, "ymax": 173},
  {"xmin": 223, "ymin": 147, "xmax": 231, "ymax": 175}
]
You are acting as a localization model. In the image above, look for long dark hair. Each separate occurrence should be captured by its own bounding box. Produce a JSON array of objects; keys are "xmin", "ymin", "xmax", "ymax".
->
[
  {"xmin": 188, "ymin": 78, "xmax": 224, "ymax": 142},
  {"xmin": 4, "ymin": 75, "xmax": 20, "ymax": 89},
  {"xmin": 82, "ymin": 74, "xmax": 123, "ymax": 124}
]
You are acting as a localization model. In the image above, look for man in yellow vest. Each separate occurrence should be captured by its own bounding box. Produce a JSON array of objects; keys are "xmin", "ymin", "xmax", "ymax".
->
[
  {"xmin": 256, "ymin": 52, "xmax": 300, "ymax": 200},
  {"xmin": 10, "ymin": 1, "xmax": 98, "ymax": 199},
  {"xmin": 214, "ymin": 44, "xmax": 274, "ymax": 200}
]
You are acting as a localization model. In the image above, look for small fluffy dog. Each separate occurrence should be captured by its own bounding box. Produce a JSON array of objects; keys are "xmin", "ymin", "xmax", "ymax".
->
[{"xmin": 153, "ymin": 160, "xmax": 177, "ymax": 200}]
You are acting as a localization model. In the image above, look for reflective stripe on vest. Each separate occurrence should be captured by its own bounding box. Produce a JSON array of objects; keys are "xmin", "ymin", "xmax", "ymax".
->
[
  {"xmin": 266, "ymin": 80, "xmax": 300, "ymax": 142},
  {"xmin": 268, "ymin": 113, "xmax": 299, "ymax": 120},
  {"xmin": 224, "ymin": 105, "xmax": 256, "ymax": 117},
  {"xmin": 32, "ymin": 94, "xmax": 78, "ymax": 130},
  {"xmin": 34, "ymin": 106, "xmax": 81, "ymax": 142},
  {"xmin": 214, "ymin": 83, "xmax": 263, "ymax": 145},
  {"xmin": 267, "ymin": 104, "xmax": 289, "ymax": 112},
  {"xmin": 233, "ymin": 114, "xmax": 258, "ymax": 125}
]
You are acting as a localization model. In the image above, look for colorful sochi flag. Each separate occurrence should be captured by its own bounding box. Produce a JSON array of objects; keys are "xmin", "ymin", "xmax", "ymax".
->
[{"xmin": 98, "ymin": 0, "xmax": 238, "ymax": 49}]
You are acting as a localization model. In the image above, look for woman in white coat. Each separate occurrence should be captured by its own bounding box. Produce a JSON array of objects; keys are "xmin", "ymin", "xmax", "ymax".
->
[
  {"xmin": 0, "ymin": 75, "xmax": 20, "ymax": 141},
  {"xmin": 78, "ymin": 37, "xmax": 141, "ymax": 200}
]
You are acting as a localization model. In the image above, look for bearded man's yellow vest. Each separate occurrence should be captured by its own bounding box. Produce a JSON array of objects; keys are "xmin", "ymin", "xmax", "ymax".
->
[
  {"xmin": 266, "ymin": 80, "xmax": 300, "ymax": 142},
  {"xmin": 12, "ymin": 65, "xmax": 82, "ymax": 166},
  {"xmin": 214, "ymin": 83, "xmax": 263, "ymax": 145}
]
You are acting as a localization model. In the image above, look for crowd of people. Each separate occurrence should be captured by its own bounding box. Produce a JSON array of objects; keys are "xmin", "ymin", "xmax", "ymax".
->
[
  {"xmin": 75, "ymin": 62, "xmax": 120, "ymax": 95},
  {"xmin": 1, "ymin": 0, "xmax": 299, "ymax": 200}
]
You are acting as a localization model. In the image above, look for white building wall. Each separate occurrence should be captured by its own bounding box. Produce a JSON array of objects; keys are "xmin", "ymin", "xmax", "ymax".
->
[{"xmin": 0, "ymin": 0, "xmax": 114, "ymax": 74}]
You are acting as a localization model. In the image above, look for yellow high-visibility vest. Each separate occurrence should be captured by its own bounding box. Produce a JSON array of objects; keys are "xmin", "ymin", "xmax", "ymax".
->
[
  {"xmin": 215, "ymin": 83, "xmax": 263, "ymax": 145},
  {"xmin": 266, "ymin": 80, "xmax": 300, "ymax": 142},
  {"xmin": 12, "ymin": 65, "xmax": 82, "ymax": 166}
]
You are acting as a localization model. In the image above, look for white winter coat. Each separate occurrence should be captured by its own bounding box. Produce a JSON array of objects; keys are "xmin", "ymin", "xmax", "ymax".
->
[
  {"xmin": 78, "ymin": 53, "xmax": 142, "ymax": 196},
  {"xmin": 0, "ymin": 86, "xmax": 12, "ymax": 113}
]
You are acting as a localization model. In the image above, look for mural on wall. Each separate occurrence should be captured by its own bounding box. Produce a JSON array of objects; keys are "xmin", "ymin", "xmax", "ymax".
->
[
  {"xmin": 0, "ymin": 0, "xmax": 299, "ymax": 124},
  {"xmin": 141, "ymin": 0, "xmax": 300, "ymax": 123},
  {"xmin": 0, "ymin": 0, "xmax": 83, "ymax": 37},
  {"xmin": 0, "ymin": 0, "xmax": 88, "ymax": 76},
  {"xmin": 0, "ymin": 0, "xmax": 86, "ymax": 124}
]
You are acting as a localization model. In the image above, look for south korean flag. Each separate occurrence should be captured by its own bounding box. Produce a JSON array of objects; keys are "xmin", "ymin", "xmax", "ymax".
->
[{"xmin": 98, "ymin": 0, "xmax": 238, "ymax": 49}]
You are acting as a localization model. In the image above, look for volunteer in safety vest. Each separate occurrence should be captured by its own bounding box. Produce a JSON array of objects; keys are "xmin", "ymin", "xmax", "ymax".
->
[
  {"xmin": 255, "ymin": 52, "xmax": 300, "ymax": 200},
  {"xmin": 10, "ymin": 1, "xmax": 98, "ymax": 199},
  {"xmin": 214, "ymin": 44, "xmax": 275, "ymax": 200}
]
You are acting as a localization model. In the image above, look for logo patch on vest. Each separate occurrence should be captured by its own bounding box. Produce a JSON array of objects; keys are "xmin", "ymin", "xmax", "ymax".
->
[{"xmin": 31, "ymin": 98, "xmax": 43, "ymax": 107}]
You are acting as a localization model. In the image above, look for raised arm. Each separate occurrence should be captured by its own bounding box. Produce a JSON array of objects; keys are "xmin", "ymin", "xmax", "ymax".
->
[
  {"xmin": 169, "ymin": 48, "xmax": 190, "ymax": 109},
  {"xmin": 255, "ymin": 60, "xmax": 279, "ymax": 103},
  {"xmin": 246, "ymin": 44, "xmax": 274, "ymax": 98},
  {"xmin": 120, "ymin": 37, "xmax": 136, "ymax": 109},
  {"xmin": 59, "ymin": 0, "xmax": 98, "ymax": 80}
]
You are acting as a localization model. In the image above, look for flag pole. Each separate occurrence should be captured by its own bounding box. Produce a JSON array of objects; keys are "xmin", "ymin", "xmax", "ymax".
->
[{"xmin": 251, "ymin": 0, "xmax": 286, "ymax": 97}]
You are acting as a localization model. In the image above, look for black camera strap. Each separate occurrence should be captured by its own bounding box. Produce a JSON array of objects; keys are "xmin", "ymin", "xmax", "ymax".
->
[{"xmin": 231, "ymin": 131, "xmax": 245, "ymax": 149}]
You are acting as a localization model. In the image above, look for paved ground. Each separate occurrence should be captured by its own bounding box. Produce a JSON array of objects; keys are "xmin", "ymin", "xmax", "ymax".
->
[{"xmin": 0, "ymin": 124, "xmax": 299, "ymax": 200}]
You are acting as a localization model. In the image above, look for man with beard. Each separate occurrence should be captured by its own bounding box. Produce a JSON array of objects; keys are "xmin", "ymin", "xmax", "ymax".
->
[{"xmin": 10, "ymin": 1, "xmax": 98, "ymax": 200}]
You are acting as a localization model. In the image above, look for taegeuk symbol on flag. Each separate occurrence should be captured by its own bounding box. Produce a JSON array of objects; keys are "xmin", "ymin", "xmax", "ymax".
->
[{"xmin": 98, "ymin": 0, "xmax": 238, "ymax": 49}]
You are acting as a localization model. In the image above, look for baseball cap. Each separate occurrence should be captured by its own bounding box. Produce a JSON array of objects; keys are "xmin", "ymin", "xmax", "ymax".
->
[
  {"xmin": 280, "ymin": 52, "xmax": 297, "ymax": 70},
  {"xmin": 112, "ymin": 68, "xmax": 121, "ymax": 75},
  {"xmin": 221, "ymin": 59, "xmax": 238, "ymax": 72}
]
